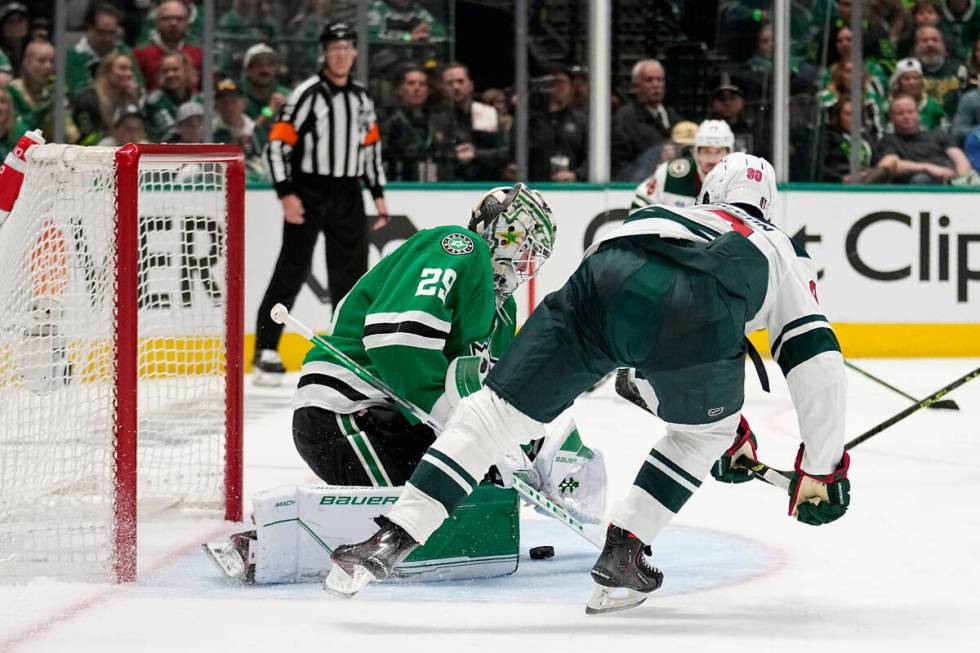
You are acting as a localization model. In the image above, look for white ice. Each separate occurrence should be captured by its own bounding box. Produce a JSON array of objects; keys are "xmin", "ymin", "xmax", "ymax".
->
[{"xmin": 2, "ymin": 358, "xmax": 979, "ymax": 652}]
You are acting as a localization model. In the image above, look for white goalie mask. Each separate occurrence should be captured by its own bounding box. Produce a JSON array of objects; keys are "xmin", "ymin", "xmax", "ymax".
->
[
  {"xmin": 696, "ymin": 152, "xmax": 777, "ymax": 221},
  {"xmin": 469, "ymin": 183, "xmax": 557, "ymax": 299}
]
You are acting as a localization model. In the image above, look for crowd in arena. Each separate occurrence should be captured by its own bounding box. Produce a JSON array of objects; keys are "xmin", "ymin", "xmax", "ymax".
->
[{"xmin": 3, "ymin": 0, "xmax": 980, "ymax": 185}]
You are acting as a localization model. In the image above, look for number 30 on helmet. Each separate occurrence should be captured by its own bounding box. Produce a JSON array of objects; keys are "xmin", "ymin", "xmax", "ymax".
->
[
  {"xmin": 469, "ymin": 183, "xmax": 557, "ymax": 299},
  {"xmin": 696, "ymin": 152, "xmax": 777, "ymax": 222}
]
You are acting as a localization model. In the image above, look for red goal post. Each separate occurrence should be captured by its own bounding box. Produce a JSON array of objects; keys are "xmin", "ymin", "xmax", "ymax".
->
[{"xmin": 0, "ymin": 143, "xmax": 244, "ymax": 583}]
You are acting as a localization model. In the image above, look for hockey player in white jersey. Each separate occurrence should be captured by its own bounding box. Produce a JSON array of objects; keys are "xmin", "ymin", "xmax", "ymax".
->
[
  {"xmin": 324, "ymin": 153, "xmax": 849, "ymax": 614},
  {"xmin": 630, "ymin": 119, "xmax": 735, "ymax": 210}
]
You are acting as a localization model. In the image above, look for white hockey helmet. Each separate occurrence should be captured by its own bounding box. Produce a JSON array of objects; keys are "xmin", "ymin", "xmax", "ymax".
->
[
  {"xmin": 694, "ymin": 119, "xmax": 735, "ymax": 152},
  {"xmin": 696, "ymin": 152, "xmax": 777, "ymax": 221},
  {"xmin": 469, "ymin": 183, "xmax": 557, "ymax": 298}
]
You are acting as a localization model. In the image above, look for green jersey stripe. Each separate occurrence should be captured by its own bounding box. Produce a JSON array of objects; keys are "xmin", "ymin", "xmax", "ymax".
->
[
  {"xmin": 648, "ymin": 450, "xmax": 701, "ymax": 490},
  {"xmin": 633, "ymin": 460, "xmax": 694, "ymax": 513},
  {"xmin": 410, "ymin": 462, "xmax": 469, "ymax": 515},
  {"xmin": 771, "ymin": 314, "xmax": 828, "ymax": 354},
  {"xmin": 427, "ymin": 448, "xmax": 478, "ymax": 489},
  {"xmin": 776, "ymin": 327, "xmax": 842, "ymax": 376},
  {"xmin": 347, "ymin": 433, "xmax": 389, "ymax": 487}
]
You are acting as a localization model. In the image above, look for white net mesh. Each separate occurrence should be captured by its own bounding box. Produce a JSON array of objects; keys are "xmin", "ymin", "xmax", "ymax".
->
[{"xmin": 0, "ymin": 145, "xmax": 234, "ymax": 580}]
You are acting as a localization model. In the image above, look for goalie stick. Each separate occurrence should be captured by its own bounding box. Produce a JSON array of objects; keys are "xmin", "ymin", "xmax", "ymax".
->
[
  {"xmin": 618, "ymin": 366, "xmax": 980, "ymax": 492},
  {"xmin": 269, "ymin": 303, "xmax": 606, "ymax": 549}
]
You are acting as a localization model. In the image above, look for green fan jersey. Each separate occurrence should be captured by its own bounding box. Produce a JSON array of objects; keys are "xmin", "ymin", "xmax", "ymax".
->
[{"xmin": 295, "ymin": 226, "xmax": 517, "ymax": 426}]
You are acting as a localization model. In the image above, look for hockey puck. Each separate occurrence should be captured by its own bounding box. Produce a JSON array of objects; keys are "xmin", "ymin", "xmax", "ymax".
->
[{"xmin": 529, "ymin": 545, "xmax": 556, "ymax": 560}]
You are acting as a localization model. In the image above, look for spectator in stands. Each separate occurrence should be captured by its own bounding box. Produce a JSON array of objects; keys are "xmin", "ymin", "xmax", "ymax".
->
[
  {"xmin": 0, "ymin": 2, "xmax": 28, "ymax": 80},
  {"xmin": 939, "ymin": 0, "xmax": 980, "ymax": 60},
  {"xmin": 145, "ymin": 51, "xmax": 200, "ymax": 142},
  {"xmin": 897, "ymin": 0, "xmax": 943, "ymax": 57},
  {"xmin": 611, "ymin": 59, "xmax": 682, "ymax": 180},
  {"xmin": 819, "ymin": 96, "xmax": 889, "ymax": 183},
  {"xmin": 135, "ymin": 0, "xmax": 203, "ymax": 92},
  {"xmin": 889, "ymin": 57, "xmax": 947, "ymax": 130},
  {"xmin": 707, "ymin": 75, "xmax": 766, "ymax": 156},
  {"xmin": 216, "ymin": 0, "xmax": 280, "ymax": 77},
  {"xmin": 827, "ymin": 25, "xmax": 889, "ymax": 98},
  {"xmin": 167, "ymin": 100, "xmax": 203, "ymax": 143},
  {"xmin": 914, "ymin": 24, "xmax": 962, "ymax": 108},
  {"xmin": 67, "ymin": 4, "xmax": 144, "ymax": 98},
  {"xmin": 569, "ymin": 65, "xmax": 589, "ymax": 113},
  {"xmin": 481, "ymin": 88, "xmax": 512, "ymax": 142},
  {"xmin": 98, "ymin": 104, "xmax": 147, "ymax": 147},
  {"xmin": 441, "ymin": 61, "xmax": 508, "ymax": 180},
  {"xmin": 213, "ymin": 78, "xmax": 259, "ymax": 158},
  {"xmin": 957, "ymin": 36, "xmax": 980, "ymax": 89},
  {"xmin": 7, "ymin": 40, "xmax": 78, "ymax": 143},
  {"xmin": 72, "ymin": 52, "xmax": 143, "ymax": 146},
  {"xmin": 963, "ymin": 124, "xmax": 980, "ymax": 169},
  {"xmin": 240, "ymin": 43, "xmax": 289, "ymax": 151},
  {"xmin": 367, "ymin": 0, "xmax": 446, "ymax": 44},
  {"xmin": 952, "ymin": 86, "xmax": 980, "ymax": 143},
  {"xmin": 137, "ymin": 0, "xmax": 203, "ymax": 48},
  {"xmin": 877, "ymin": 93, "xmax": 972, "ymax": 182},
  {"xmin": 528, "ymin": 66, "xmax": 587, "ymax": 182},
  {"xmin": 0, "ymin": 84, "xmax": 25, "ymax": 159},
  {"xmin": 381, "ymin": 64, "xmax": 452, "ymax": 181},
  {"xmin": 820, "ymin": 60, "xmax": 886, "ymax": 140}
]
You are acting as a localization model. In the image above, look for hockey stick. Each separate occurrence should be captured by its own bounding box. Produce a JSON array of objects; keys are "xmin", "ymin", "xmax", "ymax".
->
[
  {"xmin": 844, "ymin": 359, "xmax": 959, "ymax": 410},
  {"xmin": 736, "ymin": 365, "xmax": 980, "ymax": 490},
  {"xmin": 269, "ymin": 303, "xmax": 606, "ymax": 549}
]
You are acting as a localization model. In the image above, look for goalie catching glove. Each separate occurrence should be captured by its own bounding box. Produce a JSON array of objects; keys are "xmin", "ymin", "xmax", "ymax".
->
[
  {"xmin": 710, "ymin": 415, "xmax": 758, "ymax": 483},
  {"xmin": 788, "ymin": 444, "xmax": 851, "ymax": 526}
]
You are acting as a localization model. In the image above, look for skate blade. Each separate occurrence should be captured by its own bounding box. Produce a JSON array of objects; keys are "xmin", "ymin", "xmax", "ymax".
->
[
  {"xmin": 324, "ymin": 563, "xmax": 376, "ymax": 598},
  {"xmin": 585, "ymin": 584, "xmax": 649, "ymax": 615},
  {"xmin": 202, "ymin": 541, "xmax": 245, "ymax": 580},
  {"xmin": 251, "ymin": 371, "xmax": 283, "ymax": 387}
]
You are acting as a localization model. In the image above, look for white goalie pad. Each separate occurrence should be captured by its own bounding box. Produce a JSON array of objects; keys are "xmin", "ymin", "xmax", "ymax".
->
[
  {"xmin": 248, "ymin": 484, "xmax": 518, "ymax": 584},
  {"xmin": 533, "ymin": 417, "xmax": 607, "ymax": 524}
]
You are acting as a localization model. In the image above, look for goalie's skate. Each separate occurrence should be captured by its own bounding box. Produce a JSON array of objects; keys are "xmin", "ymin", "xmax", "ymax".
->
[
  {"xmin": 584, "ymin": 524, "xmax": 663, "ymax": 615},
  {"xmin": 324, "ymin": 516, "xmax": 418, "ymax": 598},
  {"xmin": 203, "ymin": 530, "xmax": 256, "ymax": 583}
]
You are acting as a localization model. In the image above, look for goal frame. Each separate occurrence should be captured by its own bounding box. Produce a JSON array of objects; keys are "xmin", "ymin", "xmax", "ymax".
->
[{"xmin": 113, "ymin": 143, "xmax": 244, "ymax": 582}]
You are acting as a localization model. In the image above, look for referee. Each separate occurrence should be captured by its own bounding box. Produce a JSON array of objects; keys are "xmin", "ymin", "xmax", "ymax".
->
[{"xmin": 254, "ymin": 22, "xmax": 389, "ymax": 386}]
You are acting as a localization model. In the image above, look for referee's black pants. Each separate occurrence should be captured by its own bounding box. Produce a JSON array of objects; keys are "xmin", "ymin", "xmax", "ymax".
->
[{"xmin": 256, "ymin": 176, "xmax": 368, "ymax": 352}]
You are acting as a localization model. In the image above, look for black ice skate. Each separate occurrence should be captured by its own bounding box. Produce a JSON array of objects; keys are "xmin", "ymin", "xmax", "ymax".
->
[
  {"xmin": 203, "ymin": 530, "xmax": 256, "ymax": 583},
  {"xmin": 324, "ymin": 516, "xmax": 418, "ymax": 598},
  {"xmin": 252, "ymin": 349, "xmax": 285, "ymax": 387},
  {"xmin": 585, "ymin": 524, "xmax": 664, "ymax": 615}
]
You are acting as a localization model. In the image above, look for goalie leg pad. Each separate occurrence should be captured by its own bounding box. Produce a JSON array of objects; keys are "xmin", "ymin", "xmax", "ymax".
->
[{"xmin": 243, "ymin": 484, "xmax": 519, "ymax": 584}]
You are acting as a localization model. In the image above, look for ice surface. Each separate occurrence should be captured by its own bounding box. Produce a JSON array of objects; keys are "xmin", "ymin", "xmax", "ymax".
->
[{"xmin": 2, "ymin": 358, "xmax": 979, "ymax": 652}]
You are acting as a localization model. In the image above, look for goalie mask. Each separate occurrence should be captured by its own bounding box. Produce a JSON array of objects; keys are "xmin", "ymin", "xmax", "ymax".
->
[
  {"xmin": 469, "ymin": 183, "xmax": 556, "ymax": 299},
  {"xmin": 696, "ymin": 152, "xmax": 777, "ymax": 221}
]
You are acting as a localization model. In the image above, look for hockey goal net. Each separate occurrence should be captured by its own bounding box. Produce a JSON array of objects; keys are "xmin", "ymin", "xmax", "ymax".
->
[{"xmin": 0, "ymin": 144, "xmax": 244, "ymax": 582}]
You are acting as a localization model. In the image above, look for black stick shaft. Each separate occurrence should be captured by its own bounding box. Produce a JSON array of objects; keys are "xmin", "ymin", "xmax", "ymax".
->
[{"xmin": 844, "ymin": 359, "xmax": 958, "ymax": 410}]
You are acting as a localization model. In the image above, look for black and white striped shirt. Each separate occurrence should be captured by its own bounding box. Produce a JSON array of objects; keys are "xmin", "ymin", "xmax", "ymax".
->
[{"xmin": 266, "ymin": 73, "xmax": 386, "ymax": 198}]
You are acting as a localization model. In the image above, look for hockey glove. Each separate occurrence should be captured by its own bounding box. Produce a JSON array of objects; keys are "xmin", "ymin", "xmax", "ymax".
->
[
  {"xmin": 788, "ymin": 444, "xmax": 851, "ymax": 526},
  {"xmin": 710, "ymin": 415, "xmax": 758, "ymax": 484},
  {"xmin": 486, "ymin": 448, "xmax": 541, "ymax": 490}
]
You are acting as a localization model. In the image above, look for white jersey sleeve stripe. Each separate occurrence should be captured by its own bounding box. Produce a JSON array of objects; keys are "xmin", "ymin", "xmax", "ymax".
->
[
  {"xmin": 365, "ymin": 311, "xmax": 451, "ymax": 333},
  {"xmin": 363, "ymin": 332, "xmax": 446, "ymax": 351}
]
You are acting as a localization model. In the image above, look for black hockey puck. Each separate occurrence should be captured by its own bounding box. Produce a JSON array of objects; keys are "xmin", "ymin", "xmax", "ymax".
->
[{"xmin": 529, "ymin": 545, "xmax": 555, "ymax": 560}]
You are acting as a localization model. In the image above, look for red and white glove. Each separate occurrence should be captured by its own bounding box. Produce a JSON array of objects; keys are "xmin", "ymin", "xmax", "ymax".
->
[{"xmin": 788, "ymin": 444, "xmax": 851, "ymax": 526}]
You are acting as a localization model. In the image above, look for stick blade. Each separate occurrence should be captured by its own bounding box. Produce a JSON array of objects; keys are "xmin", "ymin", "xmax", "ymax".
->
[{"xmin": 927, "ymin": 399, "xmax": 959, "ymax": 411}]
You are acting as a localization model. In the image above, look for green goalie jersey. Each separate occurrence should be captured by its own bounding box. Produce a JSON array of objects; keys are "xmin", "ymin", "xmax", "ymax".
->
[{"xmin": 294, "ymin": 226, "xmax": 516, "ymax": 426}]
